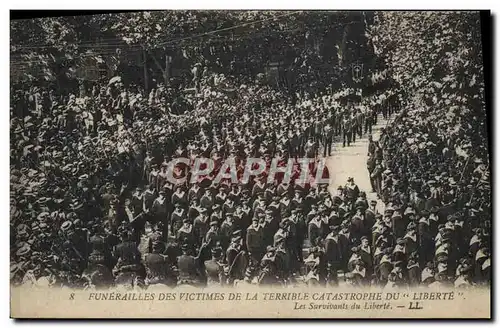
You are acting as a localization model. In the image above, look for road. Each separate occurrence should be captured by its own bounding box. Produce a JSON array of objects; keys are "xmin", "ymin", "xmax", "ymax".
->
[{"xmin": 326, "ymin": 115, "xmax": 388, "ymax": 211}]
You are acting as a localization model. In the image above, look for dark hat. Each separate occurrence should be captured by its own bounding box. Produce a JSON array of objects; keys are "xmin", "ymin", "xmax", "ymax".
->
[{"xmin": 210, "ymin": 220, "xmax": 218, "ymax": 226}]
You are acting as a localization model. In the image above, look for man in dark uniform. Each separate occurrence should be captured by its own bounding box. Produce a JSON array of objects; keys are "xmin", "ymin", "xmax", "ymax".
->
[
  {"xmin": 143, "ymin": 184, "xmax": 156, "ymax": 214},
  {"xmin": 88, "ymin": 232, "xmax": 114, "ymax": 271},
  {"xmin": 262, "ymin": 209, "xmax": 279, "ymax": 248},
  {"xmin": 324, "ymin": 224, "xmax": 342, "ymax": 286},
  {"xmin": 177, "ymin": 243, "xmax": 204, "ymax": 287},
  {"xmin": 322, "ymin": 123, "xmax": 333, "ymax": 157},
  {"xmin": 200, "ymin": 189, "xmax": 214, "ymax": 212},
  {"xmin": 407, "ymin": 255, "xmax": 421, "ymax": 287},
  {"xmin": 112, "ymin": 230, "xmax": 146, "ymax": 282},
  {"xmin": 246, "ymin": 217, "xmax": 264, "ymax": 268},
  {"xmin": 131, "ymin": 186, "xmax": 144, "ymax": 216},
  {"xmin": 205, "ymin": 220, "xmax": 222, "ymax": 248},
  {"xmin": 188, "ymin": 182, "xmax": 203, "ymax": 203},
  {"xmin": 193, "ymin": 208, "xmax": 210, "ymax": 246},
  {"xmin": 367, "ymin": 155, "xmax": 376, "ymax": 192},
  {"xmin": 204, "ymin": 246, "xmax": 225, "ymax": 286},
  {"xmin": 144, "ymin": 239, "xmax": 172, "ymax": 286},
  {"xmin": 308, "ymin": 212, "xmax": 324, "ymax": 247},
  {"xmin": 359, "ymin": 236, "xmax": 373, "ymax": 277},
  {"xmin": 364, "ymin": 200, "xmax": 378, "ymax": 233},
  {"xmin": 170, "ymin": 202, "xmax": 186, "ymax": 237},
  {"xmin": 344, "ymin": 177, "xmax": 360, "ymax": 208},
  {"xmin": 342, "ymin": 114, "xmax": 352, "ymax": 147},
  {"xmin": 176, "ymin": 218, "xmax": 195, "ymax": 247},
  {"xmin": 371, "ymin": 160, "xmax": 384, "ymax": 195},
  {"xmin": 220, "ymin": 213, "xmax": 237, "ymax": 250}
]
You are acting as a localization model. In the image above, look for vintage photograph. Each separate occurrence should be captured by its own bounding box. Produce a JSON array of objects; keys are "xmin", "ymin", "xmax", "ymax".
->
[{"xmin": 10, "ymin": 10, "xmax": 491, "ymax": 318}]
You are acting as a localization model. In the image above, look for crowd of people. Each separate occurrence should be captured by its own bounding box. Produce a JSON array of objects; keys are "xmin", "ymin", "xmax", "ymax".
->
[
  {"xmin": 10, "ymin": 58, "xmax": 386, "ymax": 289},
  {"xmin": 10, "ymin": 52, "xmax": 490, "ymax": 290}
]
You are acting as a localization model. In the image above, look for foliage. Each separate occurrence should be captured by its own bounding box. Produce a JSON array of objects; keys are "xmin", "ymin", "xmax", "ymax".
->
[{"xmin": 11, "ymin": 11, "xmax": 374, "ymax": 92}]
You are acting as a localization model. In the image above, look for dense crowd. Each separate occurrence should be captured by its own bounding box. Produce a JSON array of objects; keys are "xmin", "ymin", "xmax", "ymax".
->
[
  {"xmin": 10, "ymin": 61, "xmax": 381, "ymax": 289},
  {"xmin": 10, "ymin": 54, "xmax": 490, "ymax": 290}
]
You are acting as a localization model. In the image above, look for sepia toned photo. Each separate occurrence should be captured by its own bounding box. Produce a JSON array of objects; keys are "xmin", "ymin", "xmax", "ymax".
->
[{"xmin": 10, "ymin": 10, "xmax": 491, "ymax": 319}]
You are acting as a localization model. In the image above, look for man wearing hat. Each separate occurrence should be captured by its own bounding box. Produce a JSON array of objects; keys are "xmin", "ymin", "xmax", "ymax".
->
[
  {"xmin": 324, "ymin": 224, "xmax": 342, "ymax": 286},
  {"xmin": 193, "ymin": 207, "xmax": 210, "ymax": 247},
  {"xmin": 58, "ymin": 220, "xmax": 87, "ymax": 274},
  {"xmin": 391, "ymin": 209, "xmax": 407, "ymax": 240},
  {"xmin": 220, "ymin": 212, "xmax": 237, "ymax": 250},
  {"xmin": 308, "ymin": 208, "xmax": 325, "ymax": 248},
  {"xmin": 112, "ymin": 229, "xmax": 145, "ymax": 281},
  {"xmin": 205, "ymin": 219, "xmax": 222, "ymax": 246},
  {"xmin": 188, "ymin": 182, "xmax": 203, "ymax": 203},
  {"xmin": 350, "ymin": 206, "xmax": 365, "ymax": 243},
  {"xmin": 177, "ymin": 242, "xmax": 204, "ymax": 287},
  {"xmin": 341, "ymin": 113, "xmax": 352, "ymax": 148},
  {"xmin": 143, "ymin": 236, "xmax": 172, "ymax": 287},
  {"xmin": 344, "ymin": 177, "xmax": 359, "ymax": 209},
  {"xmin": 200, "ymin": 188, "xmax": 214, "ymax": 212},
  {"xmin": 152, "ymin": 187, "xmax": 169, "ymax": 234},
  {"xmin": 176, "ymin": 218, "xmax": 195, "ymax": 247},
  {"xmin": 376, "ymin": 247, "xmax": 394, "ymax": 286},
  {"xmin": 262, "ymin": 209, "xmax": 279, "ymax": 248},
  {"xmin": 364, "ymin": 199, "xmax": 378, "ymax": 228},
  {"xmin": 131, "ymin": 186, "xmax": 144, "ymax": 216},
  {"xmin": 359, "ymin": 236, "xmax": 373, "ymax": 274},
  {"xmin": 246, "ymin": 217, "xmax": 264, "ymax": 267},
  {"xmin": 226, "ymin": 230, "xmax": 243, "ymax": 270},
  {"xmin": 351, "ymin": 260, "xmax": 368, "ymax": 287},
  {"xmin": 371, "ymin": 159, "xmax": 384, "ymax": 195},
  {"xmin": 170, "ymin": 202, "xmax": 186, "ymax": 237}
]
